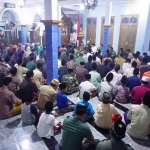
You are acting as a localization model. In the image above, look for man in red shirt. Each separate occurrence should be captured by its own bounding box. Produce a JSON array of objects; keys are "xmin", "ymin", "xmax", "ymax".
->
[{"xmin": 132, "ymin": 76, "xmax": 150, "ymax": 104}]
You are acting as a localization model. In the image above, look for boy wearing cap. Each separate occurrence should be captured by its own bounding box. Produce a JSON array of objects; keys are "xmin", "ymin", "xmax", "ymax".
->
[
  {"xmin": 0, "ymin": 77, "xmax": 22, "ymax": 119},
  {"xmin": 61, "ymin": 104, "xmax": 95, "ymax": 150},
  {"xmin": 74, "ymin": 91, "xmax": 94, "ymax": 122},
  {"xmin": 132, "ymin": 76, "xmax": 150, "ymax": 104},
  {"xmin": 96, "ymin": 120, "xmax": 133, "ymax": 150},
  {"xmin": 95, "ymin": 92, "xmax": 121, "ymax": 129},
  {"xmin": 56, "ymin": 83, "xmax": 74, "ymax": 113},
  {"xmin": 38, "ymin": 79, "xmax": 59, "ymax": 110}
]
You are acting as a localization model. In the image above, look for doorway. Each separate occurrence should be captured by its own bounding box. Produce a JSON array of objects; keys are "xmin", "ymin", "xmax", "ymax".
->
[
  {"xmin": 118, "ymin": 15, "xmax": 139, "ymax": 54},
  {"xmin": 100, "ymin": 16, "xmax": 115, "ymax": 47},
  {"xmin": 86, "ymin": 17, "xmax": 97, "ymax": 44}
]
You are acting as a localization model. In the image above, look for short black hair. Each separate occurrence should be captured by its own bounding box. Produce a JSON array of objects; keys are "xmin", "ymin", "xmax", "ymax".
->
[
  {"xmin": 133, "ymin": 68, "xmax": 139, "ymax": 76},
  {"xmin": 9, "ymin": 52, "xmax": 14, "ymax": 57},
  {"xmin": 134, "ymin": 53, "xmax": 138, "ymax": 59},
  {"xmin": 70, "ymin": 55, "xmax": 74, "ymax": 60},
  {"xmin": 83, "ymin": 91, "xmax": 90, "ymax": 101},
  {"xmin": 59, "ymin": 83, "xmax": 67, "ymax": 90},
  {"xmin": 127, "ymin": 49, "xmax": 131, "ymax": 52},
  {"xmin": 30, "ymin": 56, "xmax": 34, "ymax": 61},
  {"xmin": 25, "ymin": 91, "xmax": 34, "ymax": 103},
  {"xmin": 110, "ymin": 62, "xmax": 115, "ymax": 69},
  {"xmin": 5, "ymin": 56, "xmax": 10, "ymax": 63},
  {"xmin": 93, "ymin": 55, "xmax": 96, "ymax": 61},
  {"xmin": 121, "ymin": 76, "xmax": 127, "ymax": 85},
  {"xmin": 104, "ymin": 60, "xmax": 108, "ymax": 66},
  {"xmin": 106, "ymin": 73, "xmax": 113, "ymax": 82},
  {"xmin": 68, "ymin": 68, "xmax": 73, "ymax": 74},
  {"xmin": 88, "ymin": 55, "xmax": 92, "ymax": 62},
  {"xmin": 3, "ymin": 77, "xmax": 12, "ymax": 85},
  {"xmin": 37, "ymin": 61, "xmax": 43, "ymax": 69},
  {"xmin": 142, "ymin": 57, "xmax": 148, "ymax": 64},
  {"xmin": 141, "ymin": 80, "xmax": 149, "ymax": 86},
  {"xmin": 131, "ymin": 61, "xmax": 137, "ymax": 68},
  {"xmin": 75, "ymin": 104, "xmax": 87, "ymax": 116},
  {"xmin": 26, "ymin": 71, "xmax": 34, "ymax": 78},
  {"xmin": 126, "ymin": 58, "xmax": 131, "ymax": 63},
  {"xmin": 61, "ymin": 59, "xmax": 66, "ymax": 66},
  {"xmin": 80, "ymin": 62, "xmax": 85, "ymax": 65},
  {"xmin": 10, "ymin": 67, "xmax": 17, "ymax": 75},
  {"xmin": 143, "ymin": 91, "xmax": 150, "ymax": 108},
  {"xmin": 92, "ymin": 62, "xmax": 97, "ymax": 70},
  {"xmin": 45, "ymin": 101, "xmax": 53, "ymax": 114},
  {"xmin": 85, "ymin": 74, "xmax": 91, "ymax": 80},
  {"xmin": 114, "ymin": 64, "xmax": 120, "ymax": 72},
  {"xmin": 17, "ymin": 59, "xmax": 22, "ymax": 65}
]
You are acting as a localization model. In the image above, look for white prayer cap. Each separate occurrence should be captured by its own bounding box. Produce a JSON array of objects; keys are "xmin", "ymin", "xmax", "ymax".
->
[{"xmin": 141, "ymin": 76, "xmax": 150, "ymax": 83}]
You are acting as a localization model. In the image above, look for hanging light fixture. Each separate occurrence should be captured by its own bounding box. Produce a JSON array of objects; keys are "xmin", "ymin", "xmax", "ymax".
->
[{"xmin": 82, "ymin": 0, "xmax": 98, "ymax": 10}]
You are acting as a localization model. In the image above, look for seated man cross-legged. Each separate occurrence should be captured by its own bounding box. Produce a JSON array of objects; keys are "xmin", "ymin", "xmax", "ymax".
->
[
  {"xmin": 56, "ymin": 83, "xmax": 74, "ymax": 113},
  {"xmin": 0, "ymin": 77, "xmax": 22, "ymax": 119}
]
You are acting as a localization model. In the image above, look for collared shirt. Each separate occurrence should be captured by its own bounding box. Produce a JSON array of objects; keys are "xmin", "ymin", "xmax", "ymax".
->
[
  {"xmin": 0, "ymin": 86, "xmax": 18, "ymax": 119},
  {"xmin": 95, "ymin": 103, "xmax": 119, "ymax": 129},
  {"xmin": 127, "ymin": 104, "xmax": 150, "ymax": 140},
  {"xmin": 96, "ymin": 138, "xmax": 133, "ymax": 150},
  {"xmin": 79, "ymin": 80, "xmax": 96, "ymax": 99},
  {"xmin": 85, "ymin": 62, "xmax": 93, "ymax": 72},
  {"xmin": 67, "ymin": 60, "xmax": 76, "ymax": 72},
  {"xmin": 33, "ymin": 68, "xmax": 44, "ymax": 90},
  {"xmin": 61, "ymin": 117, "xmax": 94, "ymax": 150},
  {"xmin": 115, "ymin": 85, "xmax": 130, "ymax": 103},
  {"xmin": 115, "ymin": 57, "xmax": 126, "ymax": 69},
  {"xmin": 38, "ymin": 85, "xmax": 56, "ymax": 110},
  {"xmin": 132, "ymin": 85, "xmax": 150, "ymax": 104},
  {"xmin": 127, "ymin": 75, "xmax": 141, "ymax": 91},
  {"xmin": 76, "ymin": 66, "xmax": 88, "ymax": 83}
]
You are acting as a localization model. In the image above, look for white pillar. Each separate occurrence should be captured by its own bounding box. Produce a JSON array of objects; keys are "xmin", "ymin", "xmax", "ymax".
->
[
  {"xmin": 104, "ymin": 0, "xmax": 112, "ymax": 25},
  {"xmin": 44, "ymin": 0, "xmax": 59, "ymax": 20}
]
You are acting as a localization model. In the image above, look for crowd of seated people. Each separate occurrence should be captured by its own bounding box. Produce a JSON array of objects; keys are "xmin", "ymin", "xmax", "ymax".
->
[{"xmin": 0, "ymin": 41, "xmax": 150, "ymax": 150}]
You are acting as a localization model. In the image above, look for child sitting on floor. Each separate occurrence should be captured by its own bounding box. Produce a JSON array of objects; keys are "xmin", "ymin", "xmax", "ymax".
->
[
  {"xmin": 21, "ymin": 91, "xmax": 40, "ymax": 125},
  {"xmin": 56, "ymin": 83, "xmax": 74, "ymax": 113},
  {"xmin": 74, "ymin": 91, "xmax": 94, "ymax": 122},
  {"xmin": 95, "ymin": 92, "xmax": 122, "ymax": 129},
  {"xmin": 115, "ymin": 76, "xmax": 131, "ymax": 103},
  {"xmin": 37, "ymin": 101, "xmax": 60, "ymax": 139}
]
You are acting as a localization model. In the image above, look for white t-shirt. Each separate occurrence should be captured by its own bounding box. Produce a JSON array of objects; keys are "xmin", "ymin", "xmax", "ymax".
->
[
  {"xmin": 124, "ymin": 67, "xmax": 134, "ymax": 77},
  {"xmin": 79, "ymin": 81, "xmax": 96, "ymax": 99},
  {"xmin": 122, "ymin": 63, "xmax": 131, "ymax": 72},
  {"xmin": 37, "ymin": 112, "xmax": 57, "ymax": 139}
]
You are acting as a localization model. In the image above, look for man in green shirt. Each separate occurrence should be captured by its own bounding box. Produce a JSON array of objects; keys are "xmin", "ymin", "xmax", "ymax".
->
[
  {"xmin": 61, "ymin": 104, "xmax": 95, "ymax": 150},
  {"xmin": 75, "ymin": 52, "xmax": 85, "ymax": 66},
  {"xmin": 96, "ymin": 120, "xmax": 133, "ymax": 150},
  {"xmin": 59, "ymin": 49, "xmax": 66, "ymax": 60},
  {"xmin": 26, "ymin": 56, "xmax": 37, "ymax": 71}
]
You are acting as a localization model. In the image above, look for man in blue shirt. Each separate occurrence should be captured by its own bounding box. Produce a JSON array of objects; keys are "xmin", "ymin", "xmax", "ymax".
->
[
  {"xmin": 74, "ymin": 91, "xmax": 94, "ymax": 122},
  {"xmin": 127, "ymin": 68, "xmax": 141, "ymax": 91},
  {"xmin": 56, "ymin": 83, "xmax": 74, "ymax": 113}
]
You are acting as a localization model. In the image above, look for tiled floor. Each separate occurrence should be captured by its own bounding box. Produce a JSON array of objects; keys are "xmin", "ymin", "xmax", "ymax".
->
[{"xmin": 0, "ymin": 92, "xmax": 150, "ymax": 150}]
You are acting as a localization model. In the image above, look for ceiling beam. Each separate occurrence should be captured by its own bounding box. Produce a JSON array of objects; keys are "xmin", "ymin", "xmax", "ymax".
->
[
  {"xmin": 63, "ymin": 10, "xmax": 83, "ymax": 15},
  {"xmin": 61, "ymin": 5, "xmax": 81, "ymax": 11}
]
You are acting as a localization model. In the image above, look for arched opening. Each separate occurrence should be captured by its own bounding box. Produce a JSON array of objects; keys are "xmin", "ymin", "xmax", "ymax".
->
[{"xmin": 34, "ymin": 14, "xmax": 41, "ymax": 23}]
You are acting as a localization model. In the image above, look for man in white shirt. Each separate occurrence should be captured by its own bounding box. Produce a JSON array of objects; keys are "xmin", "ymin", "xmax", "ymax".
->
[
  {"xmin": 126, "ymin": 91, "xmax": 150, "ymax": 140},
  {"xmin": 37, "ymin": 101, "xmax": 57, "ymax": 139},
  {"xmin": 79, "ymin": 74, "xmax": 97, "ymax": 99},
  {"xmin": 105, "ymin": 64, "xmax": 122, "ymax": 87},
  {"xmin": 124, "ymin": 61, "xmax": 137, "ymax": 77},
  {"xmin": 122, "ymin": 58, "xmax": 131, "ymax": 72},
  {"xmin": 91, "ymin": 44, "xmax": 97, "ymax": 54}
]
